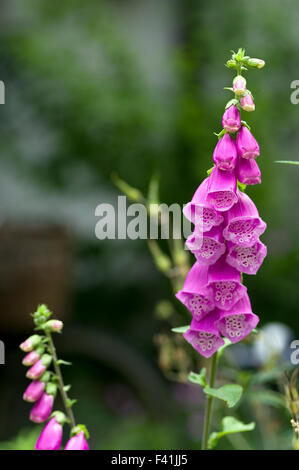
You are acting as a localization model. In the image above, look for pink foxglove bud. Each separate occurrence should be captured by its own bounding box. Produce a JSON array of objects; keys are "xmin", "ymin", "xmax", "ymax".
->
[
  {"xmin": 226, "ymin": 240, "xmax": 267, "ymax": 275},
  {"xmin": 45, "ymin": 319, "xmax": 63, "ymax": 333},
  {"xmin": 213, "ymin": 133, "xmax": 238, "ymax": 170},
  {"xmin": 22, "ymin": 350, "xmax": 40, "ymax": 367},
  {"xmin": 247, "ymin": 58, "xmax": 265, "ymax": 69},
  {"xmin": 19, "ymin": 335, "xmax": 41, "ymax": 352},
  {"xmin": 215, "ymin": 294, "xmax": 259, "ymax": 343},
  {"xmin": 183, "ymin": 310, "xmax": 225, "ymax": 358},
  {"xmin": 222, "ymin": 105, "xmax": 241, "ymax": 133},
  {"xmin": 185, "ymin": 225, "xmax": 225, "ymax": 266},
  {"xmin": 26, "ymin": 354, "xmax": 52, "ymax": 380},
  {"xmin": 23, "ymin": 380, "xmax": 45, "ymax": 403},
  {"xmin": 236, "ymin": 126, "xmax": 260, "ymax": 159},
  {"xmin": 30, "ymin": 392, "xmax": 54, "ymax": 423},
  {"xmin": 207, "ymin": 167, "xmax": 238, "ymax": 212},
  {"xmin": 176, "ymin": 263, "xmax": 214, "ymax": 321},
  {"xmin": 232, "ymin": 75, "xmax": 247, "ymax": 95},
  {"xmin": 35, "ymin": 417, "xmax": 63, "ymax": 450},
  {"xmin": 183, "ymin": 178, "xmax": 224, "ymax": 230},
  {"xmin": 207, "ymin": 255, "xmax": 247, "ymax": 311},
  {"xmin": 240, "ymin": 93, "xmax": 255, "ymax": 112},
  {"xmin": 65, "ymin": 431, "xmax": 89, "ymax": 450},
  {"xmin": 236, "ymin": 156, "xmax": 261, "ymax": 185},
  {"xmin": 223, "ymin": 190, "xmax": 266, "ymax": 247}
]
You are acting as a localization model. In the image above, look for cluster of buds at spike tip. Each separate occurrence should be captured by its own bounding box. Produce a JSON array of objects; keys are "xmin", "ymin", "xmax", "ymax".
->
[
  {"xmin": 177, "ymin": 49, "xmax": 266, "ymax": 357},
  {"xmin": 20, "ymin": 304, "xmax": 89, "ymax": 450}
]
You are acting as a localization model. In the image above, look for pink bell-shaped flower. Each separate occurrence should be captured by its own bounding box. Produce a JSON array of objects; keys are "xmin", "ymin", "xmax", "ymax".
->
[
  {"xmin": 226, "ymin": 240, "xmax": 267, "ymax": 275},
  {"xmin": 207, "ymin": 255, "xmax": 247, "ymax": 311},
  {"xmin": 23, "ymin": 380, "xmax": 45, "ymax": 403},
  {"xmin": 236, "ymin": 126, "xmax": 260, "ymax": 160},
  {"xmin": 236, "ymin": 156, "xmax": 261, "ymax": 185},
  {"xmin": 213, "ymin": 133, "xmax": 238, "ymax": 171},
  {"xmin": 30, "ymin": 392, "xmax": 54, "ymax": 423},
  {"xmin": 184, "ymin": 310, "xmax": 225, "ymax": 358},
  {"xmin": 223, "ymin": 190, "xmax": 266, "ymax": 247},
  {"xmin": 65, "ymin": 431, "xmax": 89, "ymax": 450},
  {"xmin": 221, "ymin": 105, "xmax": 241, "ymax": 134},
  {"xmin": 185, "ymin": 225, "xmax": 226, "ymax": 266},
  {"xmin": 183, "ymin": 178, "xmax": 224, "ymax": 231},
  {"xmin": 207, "ymin": 167, "xmax": 238, "ymax": 212},
  {"xmin": 176, "ymin": 263, "xmax": 214, "ymax": 321},
  {"xmin": 240, "ymin": 93, "xmax": 255, "ymax": 112},
  {"xmin": 215, "ymin": 293, "xmax": 259, "ymax": 343}
]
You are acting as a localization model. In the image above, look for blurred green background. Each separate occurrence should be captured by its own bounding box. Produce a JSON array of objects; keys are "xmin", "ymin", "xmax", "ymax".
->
[{"xmin": 0, "ymin": 0, "xmax": 298, "ymax": 450}]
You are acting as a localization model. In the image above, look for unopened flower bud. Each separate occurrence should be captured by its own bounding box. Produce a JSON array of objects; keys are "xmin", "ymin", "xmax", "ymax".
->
[
  {"xmin": 30, "ymin": 392, "xmax": 54, "ymax": 423},
  {"xmin": 222, "ymin": 105, "xmax": 241, "ymax": 133},
  {"xmin": 240, "ymin": 93, "xmax": 255, "ymax": 112},
  {"xmin": 19, "ymin": 335, "xmax": 41, "ymax": 352},
  {"xmin": 26, "ymin": 354, "xmax": 52, "ymax": 380},
  {"xmin": 45, "ymin": 319, "xmax": 63, "ymax": 333},
  {"xmin": 233, "ymin": 75, "xmax": 247, "ymax": 95},
  {"xmin": 22, "ymin": 350, "xmax": 40, "ymax": 367},
  {"xmin": 23, "ymin": 380, "xmax": 45, "ymax": 403},
  {"xmin": 246, "ymin": 58, "xmax": 265, "ymax": 69},
  {"xmin": 35, "ymin": 417, "xmax": 63, "ymax": 450},
  {"xmin": 65, "ymin": 431, "xmax": 89, "ymax": 450}
]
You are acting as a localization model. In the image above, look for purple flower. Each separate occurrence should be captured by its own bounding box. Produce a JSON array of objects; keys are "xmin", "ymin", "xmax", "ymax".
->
[
  {"xmin": 35, "ymin": 417, "xmax": 63, "ymax": 450},
  {"xmin": 213, "ymin": 133, "xmax": 238, "ymax": 170},
  {"xmin": 215, "ymin": 294, "xmax": 259, "ymax": 343},
  {"xmin": 183, "ymin": 311, "xmax": 225, "ymax": 358},
  {"xmin": 240, "ymin": 93, "xmax": 255, "ymax": 112},
  {"xmin": 207, "ymin": 167, "xmax": 238, "ymax": 212},
  {"xmin": 176, "ymin": 263, "xmax": 214, "ymax": 321},
  {"xmin": 65, "ymin": 431, "xmax": 89, "ymax": 450},
  {"xmin": 22, "ymin": 350, "xmax": 40, "ymax": 367},
  {"xmin": 207, "ymin": 255, "xmax": 247, "ymax": 311},
  {"xmin": 236, "ymin": 126, "xmax": 260, "ymax": 159},
  {"xmin": 223, "ymin": 190, "xmax": 266, "ymax": 247},
  {"xmin": 233, "ymin": 75, "xmax": 246, "ymax": 96},
  {"xmin": 26, "ymin": 355, "xmax": 52, "ymax": 380},
  {"xmin": 236, "ymin": 156, "xmax": 261, "ymax": 185},
  {"xmin": 185, "ymin": 225, "xmax": 226, "ymax": 266},
  {"xmin": 226, "ymin": 240, "xmax": 267, "ymax": 275},
  {"xmin": 30, "ymin": 392, "xmax": 54, "ymax": 423},
  {"xmin": 23, "ymin": 380, "xmax": 45, "ymax": 403},
  {"xmin": 183, "ymin": 178, "xmax": 224, "ymax": 230},
  {"xmin": 221, "ymin": 105, "xmax": 241, "ymax": 133}
]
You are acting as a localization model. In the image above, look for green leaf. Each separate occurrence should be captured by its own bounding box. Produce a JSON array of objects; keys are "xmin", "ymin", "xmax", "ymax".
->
[
  {"xmin": 63, "ymin": 384, "xmax": 72, "ymax": 392},
  {"xmin": 57, "ymin": 359, "xmax": 72, "ymax": 366},
  {"xmin": 276, "ymin": 160, "xmax": 299, "ymax": 165},
  {"xmin": 204, "ymin": 384, "xmax": 243, "ymax": 408},
  {"xmin": 208, "ymin": 416, "xmax": 255, "ymax": 449},
  {"xmin": 66, "ymin": 398, "xmax": 77, "ymax": 408},
  {"xmin": 171, "ymin": 325, "xmax": 190, "ymax": 334},
  {"xmin": 188, "ymin": 369, "xmax": 207, "ymax": 387}
]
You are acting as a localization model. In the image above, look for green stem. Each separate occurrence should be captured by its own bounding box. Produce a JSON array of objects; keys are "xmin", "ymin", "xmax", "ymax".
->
[
  {"xmin": 201, "ymin": 352, "xmax": 218, "ymax": 450},
  {"xmin": 46, "ymin": 330, "xmax": 76, "ymax": 428}
]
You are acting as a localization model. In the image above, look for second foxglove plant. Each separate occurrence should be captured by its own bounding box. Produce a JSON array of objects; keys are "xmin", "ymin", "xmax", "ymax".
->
[{"xmin": 20, "ymin": 305, "xmax": 89, "ymax": 450}]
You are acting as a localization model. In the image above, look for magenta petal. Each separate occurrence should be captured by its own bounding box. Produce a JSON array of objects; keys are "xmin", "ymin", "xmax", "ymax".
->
[
  {"xmin": 185, "ymin": 225, "xmax": 226, "ymax": 266},
  {"xmin": 215, "ymin": 294, "xmax": 259, "ymax": 343},
  {"xmin": 26, "ymin": 360, "xmax": 46, "ymax": 380},
  {"xmin": 176, "ymin": 263, "xmax": 214, "ymax": 321},
  {"xmin": 236, "ymin": 126, "xmax": 260, "ymax": 159},
  {"xmin": 65, "ymin": 432, "xmax": 89, "ymax": 450},
  {"xmin": 240, "ymin": 94, "xmax": 255, "ymax": 112},
  {"xmin": 223, "ymin": 190, "xmax": 266, "ymax": 247},
  {"xmin": 23, "ymin": 380, "xmax": 45, "ymax": 403},
  {"xmin": 213, "ymin": 133, "xmax": 238, "ymax": 170},
  {"xmin": 35, "ymin": 418, "xmax": 62, "ymax": 450},
  {"xmin": 207, "ymin": 255, "xmax": 247, "ymax": 311},
  {"xmin": 226, "ymin": 240, "xmax": 267, "ymax": 275},
  {"xmin": 183, "ymin": 178, "xmax": 224, "ymax": 231},
  {"xmin": 22, "ymin": 350, "xmax": 40, "ymax": 366},
  {"xmin": 222, "ymin": 105, "xmax": 241, "ymax": 133},
  {"xmin": 207, "ymin": 167, "xmax": 238, "ymax": 212},
  {"xmin": 236, "ymin": 156, "xmax": 261, "ymax": 185},
  {"xmin": 30, "ymin": 393, "xmax": 54, "ymax": 423},
  {"xmin": 183, "ymin": 310, "xmax": 225, "ymax": 358}
]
